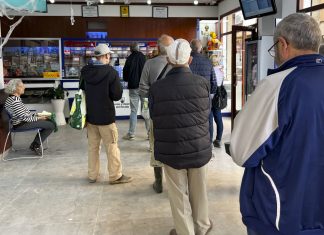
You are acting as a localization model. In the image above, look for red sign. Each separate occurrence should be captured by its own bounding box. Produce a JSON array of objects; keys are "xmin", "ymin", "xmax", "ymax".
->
[{"xmin": 64, "ymin": 41, "xmax": 96, "ymax": 47}]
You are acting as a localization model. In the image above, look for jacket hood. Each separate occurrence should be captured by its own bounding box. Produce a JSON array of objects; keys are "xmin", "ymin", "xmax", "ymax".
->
[{"xmin": 81, "ymin": 64, "xmax": 111, "ymax": 85}]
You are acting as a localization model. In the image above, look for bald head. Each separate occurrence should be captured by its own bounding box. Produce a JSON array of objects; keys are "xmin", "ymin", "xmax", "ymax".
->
[
  {"xmin": 190, "ymin": 39, "xmax": 202, "ymax": 53},
  {"xmin": 158, "ymin": 34, "xmax": 174, "ymax": 55}
]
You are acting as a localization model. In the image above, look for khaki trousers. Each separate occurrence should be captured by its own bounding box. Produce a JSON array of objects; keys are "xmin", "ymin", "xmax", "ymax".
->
[
  {"xmin": 87, "ymin": 123, "xmax": 122, "ymax": 182},
  {"xmin": 164, "ymin": 164, "xmax": 210, "ymax": 235}
]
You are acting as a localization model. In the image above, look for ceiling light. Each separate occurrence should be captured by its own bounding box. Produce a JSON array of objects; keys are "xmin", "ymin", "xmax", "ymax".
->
[
  {"xmin": 99, "ymin": 0, "xmax": 104, "ymax": 3},
  {"xmin": 147, "ymin": 0, "xmax": 151, "ymax": 4},
  {"xmin": 49, "ymin": 0, "xmax": 55, "ymax": 3},
  {"xmin": 194, "ymin": 0, "xmax": 199, "ymax": 5}
]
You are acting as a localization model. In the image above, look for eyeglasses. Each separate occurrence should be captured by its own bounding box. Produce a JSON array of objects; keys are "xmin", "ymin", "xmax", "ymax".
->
[{"xmin": 268, "ymin": 41, "xmax": 279, "ymax": 57}]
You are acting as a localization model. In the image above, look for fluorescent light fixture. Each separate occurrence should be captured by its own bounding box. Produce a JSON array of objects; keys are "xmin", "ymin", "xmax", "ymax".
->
[
  {"xmin": 147, "ymin": 0, "xmax": 151, "ymax": 4},
  {"xmin": 194, "ymin": 0, "xmax": 198, "ymax": 5},
  {"xmin": 49, "ymin": 0, "xmax": 55, "ymax": 3},
  {"xmin": 99, "ymin": 0, "xmax": 104, "ymax": 3}
]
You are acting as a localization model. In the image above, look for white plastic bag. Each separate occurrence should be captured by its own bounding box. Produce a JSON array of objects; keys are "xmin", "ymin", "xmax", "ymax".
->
[{"xmin": 141, "ymin": 98, "xmax": 150, "ymax": 120}]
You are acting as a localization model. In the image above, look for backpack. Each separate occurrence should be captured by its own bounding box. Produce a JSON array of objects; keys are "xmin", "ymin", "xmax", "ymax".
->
[{"xmin": 212, "ymin": 84, "xmax": 227, "ymax": 110}]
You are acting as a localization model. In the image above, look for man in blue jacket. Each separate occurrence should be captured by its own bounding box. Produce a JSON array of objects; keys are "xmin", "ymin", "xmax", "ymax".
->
[
  {"xmin": 189, "ymin": 39, "xmax": 217, "ymax": 145},
  {"xmin": 230, "ymin": 13, "xmax": 324, "ymax": 235}
]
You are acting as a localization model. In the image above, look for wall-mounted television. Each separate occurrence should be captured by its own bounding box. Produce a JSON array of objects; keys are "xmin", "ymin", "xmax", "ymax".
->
[{"xmin": 239, "ymin": 0, "xmax": 277, "ymax": 20}]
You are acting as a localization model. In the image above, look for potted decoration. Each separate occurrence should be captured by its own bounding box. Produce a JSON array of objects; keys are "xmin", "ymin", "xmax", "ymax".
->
[{"xmin": 46, "ymin": 84, "xmax": 69, "ymax": 126}]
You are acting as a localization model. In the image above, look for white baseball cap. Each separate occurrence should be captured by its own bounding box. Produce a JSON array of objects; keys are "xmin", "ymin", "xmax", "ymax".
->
[
  {"xmin": 166, "ymin": 39, "xmax": 192, "ymax": 65},
  {"xmin": 94, "ymin": 44, "xmax": 114, "ymax": 57}
]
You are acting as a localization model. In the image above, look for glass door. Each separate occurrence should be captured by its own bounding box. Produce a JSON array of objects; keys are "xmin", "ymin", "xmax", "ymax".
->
[{"xmin": 231, "ymin": 25, "xmax": 256, "ymax": 129}]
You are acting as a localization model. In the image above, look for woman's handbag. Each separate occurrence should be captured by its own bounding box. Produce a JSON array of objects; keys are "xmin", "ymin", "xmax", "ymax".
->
[
  {"xmin": 212, "ymin": 84, "xmax": 227, "ymax": 110},
  {"xmin": 69, "ymin": 90, "xmax": 86, "ymax": 130}
]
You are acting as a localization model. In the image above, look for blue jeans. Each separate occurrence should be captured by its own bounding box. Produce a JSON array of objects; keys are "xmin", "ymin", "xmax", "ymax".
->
[
  {"xmin": 247, "ymin": 228, "xmax": 261, "ymax": 235},
  {"xmin": 128, "ymin": 89, "xmax": 150, "ymax": 136},
  {"xmin": 209, "ymin": 106, "xmax": 223, "ymax": 142}
]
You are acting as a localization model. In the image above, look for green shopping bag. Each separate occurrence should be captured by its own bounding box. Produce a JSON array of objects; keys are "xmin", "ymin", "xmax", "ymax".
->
[{"xmin": 69, "ymin": 90, "xmax": 86, "ymax": 130}]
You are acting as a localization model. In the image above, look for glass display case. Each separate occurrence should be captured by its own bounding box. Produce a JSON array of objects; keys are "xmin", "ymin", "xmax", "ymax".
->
[
  {"xmin": 62, "ymin": 39, "xmax": 104, "ymax": 78},
  {"xmin": 2, "ymin": 38, "xmax": 62, "ymax": 80},
  {"xmin": 62, "ymin": 39, "xmax": 158, "ymax": 88}
]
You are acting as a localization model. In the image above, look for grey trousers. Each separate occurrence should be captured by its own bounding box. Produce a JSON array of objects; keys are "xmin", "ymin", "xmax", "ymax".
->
[{"xmin": 14, "ymin": 120, "xmax": 55, "ymax": 145}]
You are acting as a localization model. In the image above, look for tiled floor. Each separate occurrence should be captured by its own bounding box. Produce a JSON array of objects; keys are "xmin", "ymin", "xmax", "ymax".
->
[{"xmin": 0, "ymin": 117, "xmax": 246, "ymax": 235}]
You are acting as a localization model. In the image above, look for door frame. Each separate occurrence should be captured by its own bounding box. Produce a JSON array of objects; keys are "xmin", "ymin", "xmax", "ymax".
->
[{"xmin": 231, "ymin": 25, "xmax": 257, "ymax": 129}]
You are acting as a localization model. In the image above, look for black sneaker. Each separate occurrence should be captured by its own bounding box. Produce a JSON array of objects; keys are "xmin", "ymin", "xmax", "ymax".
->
[
  {"xmin": 30, "ymin": 144, "xmax": 42, "ymax": 156},
  {"xmin": 213, "ymin": 139, "xmax": 221, "ymax": 148}
]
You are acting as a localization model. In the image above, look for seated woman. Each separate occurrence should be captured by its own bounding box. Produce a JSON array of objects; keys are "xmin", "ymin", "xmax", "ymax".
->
[{"xmin": 4, "ymin": 79, "xmax": 55, "ymax": 155}]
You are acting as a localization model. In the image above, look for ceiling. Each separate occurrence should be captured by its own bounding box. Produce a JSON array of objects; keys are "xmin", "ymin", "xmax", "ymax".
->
[{"xmin": 51, "ymin": 0, "xmax": 223, "ymax": 5}]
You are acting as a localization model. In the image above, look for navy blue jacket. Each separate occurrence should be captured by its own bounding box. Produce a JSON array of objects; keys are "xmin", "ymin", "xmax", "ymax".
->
[
  {"xmin": 230, "ymin": 54, "xmax": 324, "ymax": 235},
  {"xmin": 149, "ymin": 67, "xmax": 212, "ymax": 169},
  {"xmin": 189, "ymin": 52, "xmax": 217, "ymax": 94}
]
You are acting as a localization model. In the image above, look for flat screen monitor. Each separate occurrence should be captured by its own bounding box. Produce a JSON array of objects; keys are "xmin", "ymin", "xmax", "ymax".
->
[
  {"xmin": 4, "ymin": 0, "xmax": 47, "ymax": 13},
  {"xmin": 239, "ymin": 0, "xmax": 277, "ymax": 20}
]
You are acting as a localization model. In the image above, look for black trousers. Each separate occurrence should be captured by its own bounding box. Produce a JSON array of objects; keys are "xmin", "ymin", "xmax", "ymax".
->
[{"xmin": 14, "ymin": 120, "xmax": 55, "ymax": 145}]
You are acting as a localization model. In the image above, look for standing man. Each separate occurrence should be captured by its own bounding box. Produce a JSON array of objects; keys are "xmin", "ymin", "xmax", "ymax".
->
[
  {"xmin": 139, "ymin": 34, "xmax": 174, "ymax": 193},
  {"xmin": 229, "ymin": 13, "xmax": 324, "ymax": 235},
  {"xmin": 150, "ymin": 39, "xmax": 212, "ymax": 235},
  {"xmin": 80, "ymin": 44, "xmax": 132, "ymax": 185},
  {"xmin": 189, "ymin": 39, "xmax": 217, "ymax": 145},
  {"xmin": 122, "ymin": 42, "xmax": 148, "ymax": 140}
]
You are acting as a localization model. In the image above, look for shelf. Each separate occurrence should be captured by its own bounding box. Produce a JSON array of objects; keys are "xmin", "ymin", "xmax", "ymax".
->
[{"xmin": 24, "ymin": 83, "xmax": 55, "ymax": 88}]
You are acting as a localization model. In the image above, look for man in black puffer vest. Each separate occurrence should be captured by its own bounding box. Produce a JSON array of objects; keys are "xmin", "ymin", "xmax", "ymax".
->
[{"xmin": 149, "ymin": 39, "xmax": 213, "ymax": 235}]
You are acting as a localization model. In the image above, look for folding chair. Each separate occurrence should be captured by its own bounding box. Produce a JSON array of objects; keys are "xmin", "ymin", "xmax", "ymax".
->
[{"xmin": 2, "ymin": 110, "xmax": 48, "ymax": 161}]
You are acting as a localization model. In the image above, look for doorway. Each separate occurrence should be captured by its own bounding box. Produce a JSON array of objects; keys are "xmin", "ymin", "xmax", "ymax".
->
[{"xmin": 231, "ymin": 25, "xmax": 257, "ymax": 129}]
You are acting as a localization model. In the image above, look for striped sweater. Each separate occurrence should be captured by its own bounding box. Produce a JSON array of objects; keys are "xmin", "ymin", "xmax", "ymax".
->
[{"xmin": 4, "ymin": 95, "xmax": 38, "ymax": 126}]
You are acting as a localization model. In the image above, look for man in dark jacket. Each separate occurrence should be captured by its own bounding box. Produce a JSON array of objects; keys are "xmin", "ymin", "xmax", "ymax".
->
[
  {"xmin": 149, "ymin": 39, "xmax": 213, "ymax": 235},
  {"xmin": 122, "ymin": 42, "xmax": 147, "ymax": 140},
  {"xmin": 80, "ymin": 44, "xmax": 132, "ymax": 185},
  {"xmin": 189, "ymin": 39, "xmax": 218, "ymax": 146}
]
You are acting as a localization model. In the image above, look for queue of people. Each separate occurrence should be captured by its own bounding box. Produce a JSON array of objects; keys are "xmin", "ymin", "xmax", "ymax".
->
[{"xmin": 3, "ymin": 12, "xmax": 324, "ymax": 235}]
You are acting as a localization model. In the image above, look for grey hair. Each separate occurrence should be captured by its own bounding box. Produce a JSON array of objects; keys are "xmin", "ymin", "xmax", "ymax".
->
[
  {"xmin": 5, "ymin": 79, "xmax": 23, "ymax": 95},
  {"xmin": 319, "ymin": 44, "xmax": 324, "ymax": 56},
  {"xmin": 190, "ymin": 39, "xmax": 202, "ymax": 53},
  {"xmin": 130, "ymin": 42, "xmax": 139, "ymax": 52},
  {"xmin": 158, "ymin": 34, "xmax": 174, "ymax": 55},
  {"xmin": 274, "ymin": 13, "xmax": 321, "ymax": 52}
]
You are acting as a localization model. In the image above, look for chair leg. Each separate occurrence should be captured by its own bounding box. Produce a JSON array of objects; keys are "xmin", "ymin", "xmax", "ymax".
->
[
  {"xmin": 11, "ymin": 133, "xmax": 16, "ymax": 152},
  {"xmin": 3, "ymin": 130, "xmax": 45, "ymax": 161},
  {"xmin": 38, "ymin": 130, "xmax": 44, "ymax": 159},
  {"xmin": 2, "ymin": 132, "xmax": 11, "ymax": 161}
]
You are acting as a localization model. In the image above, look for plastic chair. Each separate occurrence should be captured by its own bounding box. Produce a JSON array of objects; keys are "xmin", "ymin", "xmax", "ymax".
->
[{"xmin": 2, "ymin": 110, "xmax": 47, "ymax": 161}]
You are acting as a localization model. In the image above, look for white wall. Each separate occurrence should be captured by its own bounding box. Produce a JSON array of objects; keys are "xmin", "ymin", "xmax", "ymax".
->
[
  {"xmin": 7, "ymin": 4, "xmax": 218, "ymax": 18},
  {"xmin": 217, "ymin": 0, "xmax": 240, "ymax": 17}
]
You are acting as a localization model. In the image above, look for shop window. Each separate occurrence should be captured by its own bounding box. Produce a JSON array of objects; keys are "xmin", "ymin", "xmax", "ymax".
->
[{"xmin": 299, "ymin": 0, "xmax": 324, "ymax": 10}]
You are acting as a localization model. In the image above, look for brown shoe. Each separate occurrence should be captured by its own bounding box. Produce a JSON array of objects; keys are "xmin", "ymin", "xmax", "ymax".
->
[
  {"xmin": 169, "ymin": 229, "xmax": 177, "ymax": 235},
  {"xmin": 109, "ymin": 175, "xmax": 133, "ymax": 185}
]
